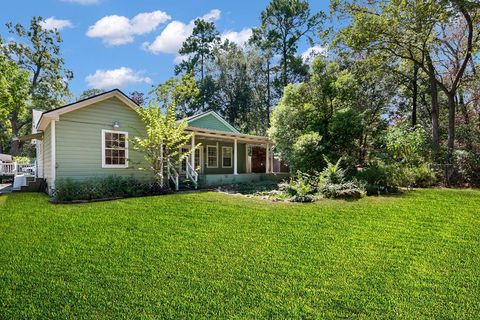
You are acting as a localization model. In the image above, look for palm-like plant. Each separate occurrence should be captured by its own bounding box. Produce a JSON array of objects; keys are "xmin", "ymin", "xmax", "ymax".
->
[{"xmin": 319, "ymin": 157, "xmax": 345, "ymax": 185}]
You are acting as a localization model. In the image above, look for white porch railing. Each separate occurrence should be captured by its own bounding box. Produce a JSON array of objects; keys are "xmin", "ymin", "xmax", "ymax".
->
[
  {"xmin": 167, "ymin": 160, "xmax": 179, "ymax": 191},
  {"xmin": 185, "ymin": 159, "xmax": 198, "ymax": 189},
  {"xmin": 18, "ymin": 162, "xmax": 36, "ymax": 175},
  {"xmin": 0, "ymin": 163, "xmax": 17, "ymax": 175},
  {"xmin": 0, "ymin": 161, "xmax": 37, "ymax": 176}
]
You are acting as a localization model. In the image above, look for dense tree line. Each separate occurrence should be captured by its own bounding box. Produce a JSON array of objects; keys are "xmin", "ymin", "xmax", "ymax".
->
[{"xmin": 1, "ymin": 0, "xmax": 480, "ymax": 186}]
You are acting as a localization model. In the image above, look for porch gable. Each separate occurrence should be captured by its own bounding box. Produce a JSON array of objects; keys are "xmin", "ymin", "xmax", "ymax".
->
[{"xmin": 186, "ymin": 111, "xmax": 239, "ymax": 133}]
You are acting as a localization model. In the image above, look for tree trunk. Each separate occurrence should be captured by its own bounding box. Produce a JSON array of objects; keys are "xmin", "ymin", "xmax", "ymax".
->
[
  {"xmin": 427, "ymin": 58, "xmax": 440, "ymax": 153},
  {"xmin": 446, "ymin": 93, "xmax": 456, "ymax": 162},
  {"xmin": 443, "ymin": 92, "xmax": 456, "ymax": 186},
  {"xmin": 459, "ymin": 93, "xmax": 469, "ymax": 125},
  {"xmin": 201, "ymin": 52, "xmax": 205, "ymax": 111},
  {"xmin": 358, "ymin": 129, "xmax": 368, "ymax": 165},
  {"xmin": 9, "ymin": 111, "xmax": 21, "ymax": 156},
  {"xmin": 282, "ymin": 40, "xmax": 288, "ymax": 89},
  {"xmin": 458, "ymin": 92, "xmax": 472, "ymax": 150},
  {"xmin": 266, "ymin": 58, "xmax": 271, "ymax": 127},
  {"xmin": 412, "ymin": 63, "xmax": 419, "ymax": 127}
]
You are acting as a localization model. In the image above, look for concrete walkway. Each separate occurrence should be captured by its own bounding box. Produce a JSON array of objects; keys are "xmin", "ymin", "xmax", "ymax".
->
[{"xmin": 0, "ymin": 183, "xmax": 12, "ymax": 194}]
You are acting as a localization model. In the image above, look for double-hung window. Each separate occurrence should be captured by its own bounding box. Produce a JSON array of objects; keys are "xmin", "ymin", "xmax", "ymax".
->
[
  {"xmin": 207, "ymin": 145, "xmax": 218, "ymax": 168},
  {"xmin": 102, "ymin": 130, "xmax": 128, "ymax": 168},
  {"xmin": 222, "ymin": 146, "xmax": 232, "ymax": 168}
]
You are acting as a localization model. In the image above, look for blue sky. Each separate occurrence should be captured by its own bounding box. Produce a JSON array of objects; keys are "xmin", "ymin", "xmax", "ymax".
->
[{"xmin": 1, "ymin": 0, "xmax": 330, "ymax": 100}]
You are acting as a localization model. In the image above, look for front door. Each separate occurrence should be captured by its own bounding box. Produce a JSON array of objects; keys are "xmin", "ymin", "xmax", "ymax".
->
[{"xmin": 251, "ymin": 146, "xmax": 266, "ymax": 173}]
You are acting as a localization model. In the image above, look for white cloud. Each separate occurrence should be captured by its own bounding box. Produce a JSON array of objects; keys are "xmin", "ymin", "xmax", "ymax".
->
[
  {"xmin": 87, "ymin": 10, "xmax": 171, "ymax": 46},
  {"xmin": 85, "ymin": 67, "xmax": 152, "ymax": 90},
  {"xmin": 62, "ymin": 0, "xmax": 99, "ymax": 4},
  {"xmin": 222, "ymin": 28, "xmax": 252, "ymax": 47},
  {"xmin": 201, "ymin": 9, "xmax": 221, "ymax": 22},
  {"xmin": 143, "ymin": 9, "xmax": 221, "ymax": 55},
  {"xmin": 174, "ymin": 54, "xmax": 190, "ymax": 64},
  {"xmin": 40, "ymin": 17, "xmax": 73, "ymax": 31},
  {"xmin": 302, "ymin": 45, "xmax": 327, "ymax": 64}
]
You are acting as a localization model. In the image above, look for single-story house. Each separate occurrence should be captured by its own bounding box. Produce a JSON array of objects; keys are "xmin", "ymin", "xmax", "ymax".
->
[{"xmin": 30, "ymin": 89, "xmax": 287, "ymax": 194}]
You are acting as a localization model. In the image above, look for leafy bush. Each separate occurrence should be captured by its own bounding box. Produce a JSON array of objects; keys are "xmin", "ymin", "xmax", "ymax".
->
[
  {"xmin": 317, "ymin": 158, "xmax": 365, "ymax": 199},
  {"xmin": 290, "ymin": 194, "xmax": 316, "ymax": 202},
  {"xmin": 357, "ymin": 160, "xmax": 436, "ymax": 194},
  {"xmin": 407, "ymin": 164, "xmax": 437, "ymax": 188},
  {"xmin": 290, "ymin": 132, "xmax": 325, "ymax": 173},
  {"xmin": 318, "ymin": 157, "xmax": 346, "ymax": 185},
  {"xmin": 278, "ymin": 171, "xmax": 316, "ymax": 202},
  {"xmin": 326, "ymin": 108, "xmax": 364, "ymax": 162},
  {"xmin": 356, "ymin": 161, "xmax": 400, "ymax": 195},
  {"xmin": 289, "ymin": 171, "xmax": 315, "ymax": 196},
  {"xmin": 54, "ymin": 176, "xmax": 168, "ymax": 202},
  {"xmin": 318, "ymin": 180, "xmax": 365, "ymax": 199},
  {"xmin": 452, "ymin": 150, "xmax": 480, "ymax": 186},
  {"xmin": 384, "ymin": 125, "xmax": 429, "ymax": 165}
]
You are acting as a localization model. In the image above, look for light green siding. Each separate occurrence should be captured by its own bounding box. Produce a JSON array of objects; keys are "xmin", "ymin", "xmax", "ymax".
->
[
  {"xmin": 196, "ymin": 138, "xmax": 246, "ymax": 174},
  {"xmin": 43, "ymin": 124, "xmax": 52, "ymax": 187},
  {"xmin": 55, "ymin": 97, "xmax": 153, "ymax": 182},
  {"xmin": 188, "ymin": 113, "xmax": 237, "ymax": 133}
]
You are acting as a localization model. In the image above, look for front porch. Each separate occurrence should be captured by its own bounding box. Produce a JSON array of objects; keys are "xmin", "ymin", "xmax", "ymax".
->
[{"xmin": 176, "ymin": 126, "xmax": 288, "ymax": 189}]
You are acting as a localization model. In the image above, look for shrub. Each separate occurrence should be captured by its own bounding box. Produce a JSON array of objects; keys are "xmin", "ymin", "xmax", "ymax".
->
[
  {"xmin": 452, "ymin": 150, "xmax": 480, "ymax": 186},
  {"xmin": 277, "ymin": 171, "xmax": 317, "ymax": 202},
  {"xmin": 290, "ymin": 132, "xmax": 325, "ymax": 173},
  {"xmin": 318, "ymin": 157, "xmax": 346, "ymax": 185},
  {"xmin": 290, "ymin": 194, "xmax": 316, "ymax": 202},
  {"xmin": 384, "ymin": 125, "xmax": 429, "ymax": 165},
  {"xmin": 357, "ymin": 160, "xmax": 436, "ymax": 194},
  {"xmin": 356, "ymin": 161, "xmax": 400, "ymax": 195},
  {"xmin": 54, "ymin": 176, "xmax": 168, "ymax": 202},
  {"xmin": 289, "ymin": 171, "xmax": 315, "ymax": 197},
  {"xmin": 317, "ymin": 158, "xmax": 365, "ymax": 199},
  {"xmin": 408, "ymin": 164, "xmax": 437, "ymax": 188},
  {"xmin": 318, "ymin": 180, "xmax": 366, "ymax": 199}
]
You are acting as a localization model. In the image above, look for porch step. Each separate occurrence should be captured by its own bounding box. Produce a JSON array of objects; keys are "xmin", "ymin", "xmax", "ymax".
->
[
  {"xmin": 179, "ymin": 179, "xmax": 196, "ymax": 191},
  {"xmin": 15, "ymin": 178, "xmax": 46, "ymax": 192}
]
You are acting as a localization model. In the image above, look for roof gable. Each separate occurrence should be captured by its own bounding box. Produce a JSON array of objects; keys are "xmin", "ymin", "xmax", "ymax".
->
[
  {"xmin": 186, "ymin": 111, "xmax": 239, "ymax": 133},
  {"xmin": 36, "ymin": 89, "xmax": 138, "ymax": 131}
]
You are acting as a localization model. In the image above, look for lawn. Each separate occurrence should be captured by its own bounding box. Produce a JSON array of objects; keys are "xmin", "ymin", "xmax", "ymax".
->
[{"xmin": 1, "ymin": 189, "xmax": 479, "ymax": 319}]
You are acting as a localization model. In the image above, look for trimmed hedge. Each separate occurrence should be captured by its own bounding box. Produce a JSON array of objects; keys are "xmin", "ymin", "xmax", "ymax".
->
[{"xmin": 53, "ymin": 176, "xmax": 169, "ymax": 202}]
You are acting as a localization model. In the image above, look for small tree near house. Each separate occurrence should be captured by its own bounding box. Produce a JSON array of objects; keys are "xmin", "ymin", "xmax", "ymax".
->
[{"xmin": 133, "ymin": 102, "xmax": 197, "ymax": 189}]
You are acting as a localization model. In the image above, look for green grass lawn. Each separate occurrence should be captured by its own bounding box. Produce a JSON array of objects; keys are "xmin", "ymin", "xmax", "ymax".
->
[{"xmin": 1, "ymin": 189, "xmax": 479, "ymax": 319}]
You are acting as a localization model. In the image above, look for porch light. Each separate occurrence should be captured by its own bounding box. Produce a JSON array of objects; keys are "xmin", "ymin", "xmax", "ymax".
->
[{"xmin": 112, "ymin": 121, "xmax": 120, "ymax": 129}]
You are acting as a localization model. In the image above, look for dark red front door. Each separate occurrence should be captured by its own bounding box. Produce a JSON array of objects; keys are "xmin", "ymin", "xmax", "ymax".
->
[{"xmin": 251, "ymin": 146, "xmax": 266, "ymax": 173}]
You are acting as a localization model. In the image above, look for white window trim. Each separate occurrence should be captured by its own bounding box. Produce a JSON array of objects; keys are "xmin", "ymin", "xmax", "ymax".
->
[
  {"xmin": 206, "ymin": 145, "xmax": 218, "ymax": 168},
  {"xmin": 222, "ymin": 146, "xmax": 233, "ymax": 168},
  {"xmin": 101, "ymin": 129, "xmax": 129, "ymax": 169}
]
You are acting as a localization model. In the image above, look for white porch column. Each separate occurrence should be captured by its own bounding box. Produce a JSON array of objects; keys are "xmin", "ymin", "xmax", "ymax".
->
[
  {"xmin": 234, "ymin": 138, "xmax": 238, "ymax": 175},
  {"xmin": 51, "ymin": 119, "xmax": 56, "ymax": 190},
  {"xmin": 265, "ymin": 143, "xmax": 270, "ymax": 174},
  {"xmin": 270, "ymin": 146, "xmax": 274, "ymax": 173},
  {"xmin": 191, "ymin": 133, "xmax": 195, "ymax": 170}
]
